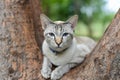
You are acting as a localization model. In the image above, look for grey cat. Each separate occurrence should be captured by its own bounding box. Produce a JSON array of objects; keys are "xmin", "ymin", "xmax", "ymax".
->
[{"xmin": 40, "ymin": 14, "xmax": 96, "ymax": 80}]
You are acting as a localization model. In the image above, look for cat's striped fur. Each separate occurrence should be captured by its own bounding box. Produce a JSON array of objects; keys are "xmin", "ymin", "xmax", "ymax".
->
[{"xmin": 40, "ymin": 14, "xmax": 96, "ymax": 80}]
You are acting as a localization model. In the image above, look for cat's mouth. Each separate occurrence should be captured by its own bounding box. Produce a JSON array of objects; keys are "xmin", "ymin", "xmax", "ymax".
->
[
  {"xmin": 56, "ymin": 46, "xmax": 61, "ymax": 48},
  {"xmin": 55, "ymin": 47, "xmax": 63, "ymax": 51}
]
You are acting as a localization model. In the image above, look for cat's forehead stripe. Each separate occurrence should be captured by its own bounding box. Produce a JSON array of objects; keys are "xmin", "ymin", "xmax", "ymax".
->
[{"xmin": 54, "ymin": 24, "xmax": 63, "ymax": 35}]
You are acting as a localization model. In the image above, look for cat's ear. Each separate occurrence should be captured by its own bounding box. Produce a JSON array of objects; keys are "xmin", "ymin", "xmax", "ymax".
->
[
  {"xmin": 66, "ymin": 15, "xmax": 78, "ymax": 29},
  {"xmin": 40, "ymin": 14, "xmax": 52, "ymax": 30}
]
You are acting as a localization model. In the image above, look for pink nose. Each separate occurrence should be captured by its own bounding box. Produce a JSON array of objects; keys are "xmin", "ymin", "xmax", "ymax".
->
[{"xmin": 55, "ymin": 37, "xmax": 62, "ymax": 45}]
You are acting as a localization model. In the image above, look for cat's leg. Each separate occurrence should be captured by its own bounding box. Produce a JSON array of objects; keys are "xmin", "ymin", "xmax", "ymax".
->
[
  {"xmin": 41, "ymin": 56, "xmax": 52, "ymax": 79},
  {"xmin": 51, "ymin": 63, "xmax": 77, "ymax": 80},
  {"xmin": 51, "ymin": 57, "xmax": 85, "ymax": 80}
]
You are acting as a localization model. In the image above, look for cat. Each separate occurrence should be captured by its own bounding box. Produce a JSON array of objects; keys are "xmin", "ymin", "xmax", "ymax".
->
[{"xmin": 40, "ymin": 14, "xmax": 96, "ymax": 80}]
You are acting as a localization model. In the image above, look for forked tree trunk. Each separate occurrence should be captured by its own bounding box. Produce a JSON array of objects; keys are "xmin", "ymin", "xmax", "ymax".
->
[{"xmin": 0, "ymin": 0, "xmax": 120, "ymax": 80}]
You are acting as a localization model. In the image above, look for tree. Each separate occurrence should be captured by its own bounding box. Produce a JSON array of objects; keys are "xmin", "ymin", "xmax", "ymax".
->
[
  {"xmin": 0, "ymin": 0, "xmax": 120, "ymax": 80},
  {"xmin": 0, "ymin": 0, "xmax": 43, "ymax": 79}
]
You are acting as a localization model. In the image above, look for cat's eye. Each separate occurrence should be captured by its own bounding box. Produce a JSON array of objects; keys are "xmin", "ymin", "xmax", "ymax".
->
[
  {"xmin": 63, "ymin": 33, "xmax": 69, "ymax": 36},
  {"xmin": 48, "ymin": 33, "xmax": 54, "ymax": 36}
]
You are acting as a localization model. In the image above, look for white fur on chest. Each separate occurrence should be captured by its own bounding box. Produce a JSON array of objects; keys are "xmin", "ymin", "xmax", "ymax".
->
[{"xmin": 42, "ymin": 40, "xmax": 76, "ymax": 66}]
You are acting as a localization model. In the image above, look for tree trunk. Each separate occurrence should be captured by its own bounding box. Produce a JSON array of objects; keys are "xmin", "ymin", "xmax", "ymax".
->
[
  {"xmin": 0, "ymin": 0, "xmax": 120, "ymax": 80},
  {"xmin": 0, "ymin": 0, "xmax": 44, "ymax": 80}
]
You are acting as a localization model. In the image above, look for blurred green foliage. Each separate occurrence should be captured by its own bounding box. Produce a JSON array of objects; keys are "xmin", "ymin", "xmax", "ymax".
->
[{"xmin": 41, "ymin": 0, "xmax": 114, "ymax": 40}]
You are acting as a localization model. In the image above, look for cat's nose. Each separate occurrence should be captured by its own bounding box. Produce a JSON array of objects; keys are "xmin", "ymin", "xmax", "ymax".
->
[{"xmin": 55, "ymin": 37, "xmax": 62, "ymax": 46}]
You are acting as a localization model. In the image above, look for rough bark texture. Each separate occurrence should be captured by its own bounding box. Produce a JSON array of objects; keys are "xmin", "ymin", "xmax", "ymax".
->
[
  {"xmin": 0, "ymin": 0, "xmax": 120, "ymax": 80},
  {"xmin": 30, "ymin": 0, "xmax": 44, "ymax": 50},
  {"xmin": 0, "ymin": 0, "xmax": 43, "ymax": 80}
]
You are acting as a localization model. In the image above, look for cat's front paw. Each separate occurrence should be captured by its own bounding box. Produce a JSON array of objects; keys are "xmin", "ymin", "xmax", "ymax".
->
[
  {"xmin": 51, "ymin": 69, "xmax": 63, "ymax": 80},
  {"xmin": 41, "ymin": 68, "xmax": 51, "ymax": 79}
]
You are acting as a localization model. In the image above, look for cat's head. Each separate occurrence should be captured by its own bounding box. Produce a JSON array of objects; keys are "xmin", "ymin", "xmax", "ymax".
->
[{"xmin": 40, "ymin": 14, "xmax": 78, "ymax": 52}]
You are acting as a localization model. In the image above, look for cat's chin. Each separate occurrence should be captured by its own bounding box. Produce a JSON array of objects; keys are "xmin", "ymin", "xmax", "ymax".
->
[
  {"xmin": 54, "ymin": 47, "xmax": 63, "ymax": 51},
  {"xmin": 53, "ymin": 46, "xmax": 68, "ymax": 52}
]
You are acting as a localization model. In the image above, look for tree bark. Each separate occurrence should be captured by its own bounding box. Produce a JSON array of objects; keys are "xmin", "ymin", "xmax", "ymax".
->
[
  {"xmin": 0, "ymin": 0, "xmax": 43, "ymax": 80},
  {"xmin": 0, "ymin": 0, "xmax": 120, "ymax": 80}
]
